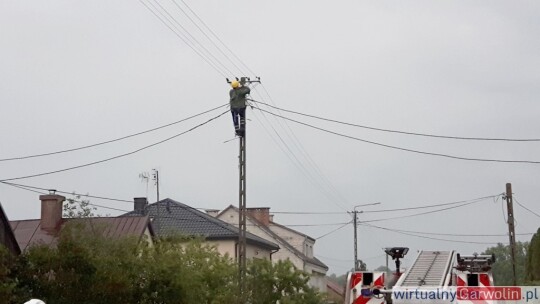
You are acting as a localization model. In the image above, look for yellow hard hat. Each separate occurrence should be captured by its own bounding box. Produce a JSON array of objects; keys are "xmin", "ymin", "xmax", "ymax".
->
[{"xmin": 231, "ymin": 80, "xmax": 240, "ymax": 88}]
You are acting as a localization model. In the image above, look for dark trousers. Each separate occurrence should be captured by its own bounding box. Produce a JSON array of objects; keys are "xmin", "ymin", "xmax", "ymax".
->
[{"xmin": 231, "ymin": 107, "xmax": 246, "ymax": 130}]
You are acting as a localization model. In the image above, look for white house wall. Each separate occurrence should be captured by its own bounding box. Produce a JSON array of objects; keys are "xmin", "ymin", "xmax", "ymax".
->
[
  {"xmin": 217, "ymin": 208, "xmax": 327, "ymax": 293},
  {"xmin": 206, "ymin": 239, "xmax": 273, "ymax": 260},
  {"xmin": 268, "ymin": 223, "xmax": 307, "ymax": 254},
  {"xmin": 218, "ymin": 209, "xmax": 303, "ymax": 269}
]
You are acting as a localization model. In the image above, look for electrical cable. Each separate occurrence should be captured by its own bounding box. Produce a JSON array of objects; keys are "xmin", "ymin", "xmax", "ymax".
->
[
  {"xmin": 169, "ymin": 0, "xmax": 245, "ymax": 76},
  {"xmin": 253, "ymin": 100, "xmax": 540, "ymax": 142},
  {"xmin": 0, "ymin": 181, "xmax": 132, "ymax": 203},
  {"xmin": 360, "ymin": 194, "xmax": 502, "ymax": 213},
  {"xmin": 152, "ymin": 0, "xmax": 351, "ymax": 209},
  {"xmin": 253, "ymin": 88, "xmax": 350, "ymax": 208},
  {"xmin": 360, "ymin": 196, "xmax": 495, "ymax": 223},
  {"xmin": 358, "ymin": 223, "xmax": 533, "ymax": 237},
  {"xmin": 0, "ymin": 104, "xmax": 227, "ymax": 162},
  {"xmin": 1, "ymin": 182, "xmax": 354, "ymax": 228},
  {"xmin": 514, "ymin": 197, "xmax": 540, "ymax": 218},
  {"xmin": 255, "ymin": 107, "xmax": 540, "ymax": 164},
  {"xmin": 1, "ymin": 182, "xmax": 132, "ymax": 213},
  {"xmin": 250, "ymin": 104, "xmax": 348, "ymax": 211},
  {"xmin": 138, "ymin": 0, "xmax": 227, "ymax": 77},
  {"xmin": 1, "ymin": 180, "xmax": 500, "ymax": 216},
  {"xmin": 0, "ymin": 110, "xmax": 228, "ymax": 182},
  {"xmin": 175, "ymin": 0, "xmax": 257, "ymax": 76},
  {"xmin": 315, "ymin": 221, "xmax": 352, "ymax": 240},
  {"xmin": 148, "ymin": 0, "xmax": 235, "ymax": 76},
  {"xmin": 361, "ymin": 223, "xmax": 500, "ymax": 245}
]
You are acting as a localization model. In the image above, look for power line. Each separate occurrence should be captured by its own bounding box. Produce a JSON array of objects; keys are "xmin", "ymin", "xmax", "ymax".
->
[
  {"xmin": 1, "ymin": 182, "xmax": 354, "ymax": 228},
  {"xmin": 254, "ymin": 107, "xmax": 540, "ymax": 165},
  {"xmin": 250, "ymin": 104, "xmax": 348, "ymax": 211},
  {"xmin": 148, "ymin": 0, "xmax": 235, "ymax": 76},
  {"xmin": 0, "ymin": 111, "xmax": 228, "ymax": 182},
  {"xmin": 252, "ymin": 88, "xmax": 351, "ymax": 208},
  {"xmin": 2, "ymin": 182, "xmax": 132, "ymax": 213},
  {"xmin": 0, "ymin": 181, "xmax": 132, "ymax": 203},
  {"xmin": 253, "ymin": 100, "xmax": 540, "ymax": 142},
  {"xmin": 138, "ymin": 0, "xmax": 227, "ymax": 77},
  {"xmin": 361, "ymin": 194, "xmax": 502, "ymax": 213},
  {"xmin": 514, "ymin": 197, "xmax": 540, "ymax": 218},
  {"xmin": 169, "ymin": 0, "xmax": 245, "ymax": 76},
  {"xmin": 316, "ymin": 221, "xmax": 352, "ymax": 240},
  {"xmin": 360, "ymin": 196, "xmax": 496, "ymax": 223},
  {"xmin": 361, "ymin": 223, "xmax": 500, "ymax": 245},
  {"xmin": 0, "ymin": 104, "xmax": 227, "ymax": 162},
  {"xmin": 360, "ymin": 223, "xmax": 533, "ymax": 237},
  {"xmin": 175, "ymin": 0, "xmax": 257, "ymax": 76}
]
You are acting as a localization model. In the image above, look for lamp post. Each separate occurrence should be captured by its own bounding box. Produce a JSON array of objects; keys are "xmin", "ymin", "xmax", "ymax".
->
[{"xmin": 352, "ymin": 202, "xmax": 381, "ymax": 271}]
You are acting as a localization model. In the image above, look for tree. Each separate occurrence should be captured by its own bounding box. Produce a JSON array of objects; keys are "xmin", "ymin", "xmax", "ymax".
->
[
  {"xmin": 525, "ymin": 227, "xmax": 540, "ymax": 284},
  {"xmin": 246, "ymin": 259, "xmax": 324, "ymax": 304},
  {"xmin": 2, "ymin": 225, "xmax": 324, "ymax": 303},
  {"xmin": 62, "ymin": 194, "xmax": 97, "ymax": 218},
  {"xmin": 482, "ymin": 242, "xmax": 529, "ymax": 285}
]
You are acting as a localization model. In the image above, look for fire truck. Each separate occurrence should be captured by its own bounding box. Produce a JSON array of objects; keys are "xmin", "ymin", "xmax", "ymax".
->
[{"xmin": 344, "ymin": 248, "xmax": 495, "ymax": 304}]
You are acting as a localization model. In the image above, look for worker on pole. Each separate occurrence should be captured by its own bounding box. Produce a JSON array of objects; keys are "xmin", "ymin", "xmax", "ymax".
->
[{"xmin": 229, "ymin": 78, "xmax": 250, "ymax": 136}]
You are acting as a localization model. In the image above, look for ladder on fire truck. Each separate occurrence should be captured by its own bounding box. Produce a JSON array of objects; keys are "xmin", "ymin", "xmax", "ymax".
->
[{"xmin": 394, "ymin": 250, "xmax": 456, "ymax": 287}]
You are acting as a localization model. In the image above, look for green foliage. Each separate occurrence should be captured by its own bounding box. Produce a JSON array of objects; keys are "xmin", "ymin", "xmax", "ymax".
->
[
  {"xmin": 62, "ymin": 194, "xmax": 96, "ymax": 218},
  {"xmin": 1, "ymin": 225, "xmax": 324, "ymax": 303},
  {"xmin": 482, "ymin": 242, "xmax": 529, "ymax": 285},
  {"xmin": 526, "ymin": 227, "xmax": 540, "ymax": 283},
  {"xmin": 0, "ymin": 247, "xmax": 25, "ymax": 302},
  {"xmin": 246, "ymin": 259, "xmax": 324, "ymax": 304}
]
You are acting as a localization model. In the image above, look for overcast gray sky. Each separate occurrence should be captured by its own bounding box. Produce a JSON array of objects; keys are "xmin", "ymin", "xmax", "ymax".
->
[{"xmin": 1, "ymin": 0, "xmax": 540, "ymax": 275}]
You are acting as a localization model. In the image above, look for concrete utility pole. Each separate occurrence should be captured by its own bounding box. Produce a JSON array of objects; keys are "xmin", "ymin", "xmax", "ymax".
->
[
  {"xmin": 238, "ymin": 125, "xmax": 247, "ymax": 300},
  {"xmin": 505, "ymin": 183, "xmax": 517, "ymax": 286},
  {"xmin": 153, "ymin": 169, "xmax": 160, "ymax": 202},
  {"xmin": 153, "ymin": 169, "xmax": 160, "ymax": 234},
  {"xmin": 351, "ymin": 202, "xmax": 381, "ymax": 271},
  {"xmin": 227, "ymin": 76, "xmax": 260, "ymax": 303}
]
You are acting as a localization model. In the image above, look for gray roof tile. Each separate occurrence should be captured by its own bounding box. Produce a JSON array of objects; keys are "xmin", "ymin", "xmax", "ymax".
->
[{"xmin": 124, "ymin": 199, "xmax": 279, "ymax": 250}]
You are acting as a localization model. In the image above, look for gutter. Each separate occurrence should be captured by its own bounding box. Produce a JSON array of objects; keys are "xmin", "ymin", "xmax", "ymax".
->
[{"xmin": 270, "ymin": 248, "xmax": 279, "ymax": 262}]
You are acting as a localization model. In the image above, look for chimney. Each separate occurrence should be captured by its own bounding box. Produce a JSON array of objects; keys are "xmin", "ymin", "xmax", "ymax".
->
[
  {"xmin": 40, "ymin": 191, "xmax": 66, "ymax": 232},
  {"xmin": 134, "ymin": 197, "xmax": 148, "ymax": 215},
  {"xmin": 247, "ymin": 207, "xmax": 270, "ymax": 226},
  {"xmin": 269, "ymin": 214, "xmax": 274, "ymax": 222},
  {"xmin": 205, "ymin": 209, "xmax": 220, "ymax": 217}
]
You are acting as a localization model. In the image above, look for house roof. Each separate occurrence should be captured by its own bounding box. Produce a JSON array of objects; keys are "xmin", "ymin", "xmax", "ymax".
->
[
  {"xmin": 220, "ymin": 205, "xmax": 328, "ymax": 270},
  {"xmin": 326, "ymin": 278, "xmax": 345, "ymax": 297},
  {"xmin": 123, "ymin": 198, "xmax": 279, "ymax": 251},
  {"xmin": 270, "ymin": 220, "xmax": 316, "ymax": 242},
  {"xmin": 0, "ymin": 203, "xmax": 20, "ymax": 255},
  {"xmin": 10, "ymin": 216, "xmax": 152, "ymax": 251}
]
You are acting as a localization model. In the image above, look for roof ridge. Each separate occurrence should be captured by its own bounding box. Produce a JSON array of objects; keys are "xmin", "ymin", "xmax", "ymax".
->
[{"xmin": 150, "ymin": 199, "xmax": 277, "ymax": 249}]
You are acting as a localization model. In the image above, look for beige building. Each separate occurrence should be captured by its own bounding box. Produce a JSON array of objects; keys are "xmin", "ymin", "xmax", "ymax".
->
[
  {"xmin": 213, "ymin": 206, "xmax": 328, "ymax": 292},
  {"xmin": 124, "ymin": 198, "xmax": 279, "ymax": 260}
]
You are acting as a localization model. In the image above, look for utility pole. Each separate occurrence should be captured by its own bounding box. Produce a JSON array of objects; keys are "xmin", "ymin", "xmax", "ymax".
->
[
  {"xmin": 351, "ymin": 202, "xmax": 381, "ymax": 271},
  {"xmin": 153, "ymin": 169, "xmax": 160, "ymax": 234},
  {"xmin": 227, "ymin": 76, "xmax": 260, "ymax": 303},
  {"xmin": 352, "ymin": 210, "xmax": 359, "ymax": 271},
  {"xmin": 238, "ymin": 127, "xmax": 247, "ymax": 301},
  {"xmin": 505, "ymin": 183, "xmax": 517, "ymax": 286},
  {"xmin": 152, "ymin": 169, "xmax": 160, "ymax": 202}
]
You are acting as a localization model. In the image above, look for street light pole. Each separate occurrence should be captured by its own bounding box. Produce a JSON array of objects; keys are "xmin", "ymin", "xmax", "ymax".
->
[{"xmin": 351, "ymin": 202, "xmax": 381, "ymax": 271}]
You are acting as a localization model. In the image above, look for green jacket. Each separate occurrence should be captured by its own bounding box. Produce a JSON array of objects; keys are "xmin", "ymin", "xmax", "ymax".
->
[{"xmin": 229, "ymin": 86, "xmax": 251, "ymax": 109}]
